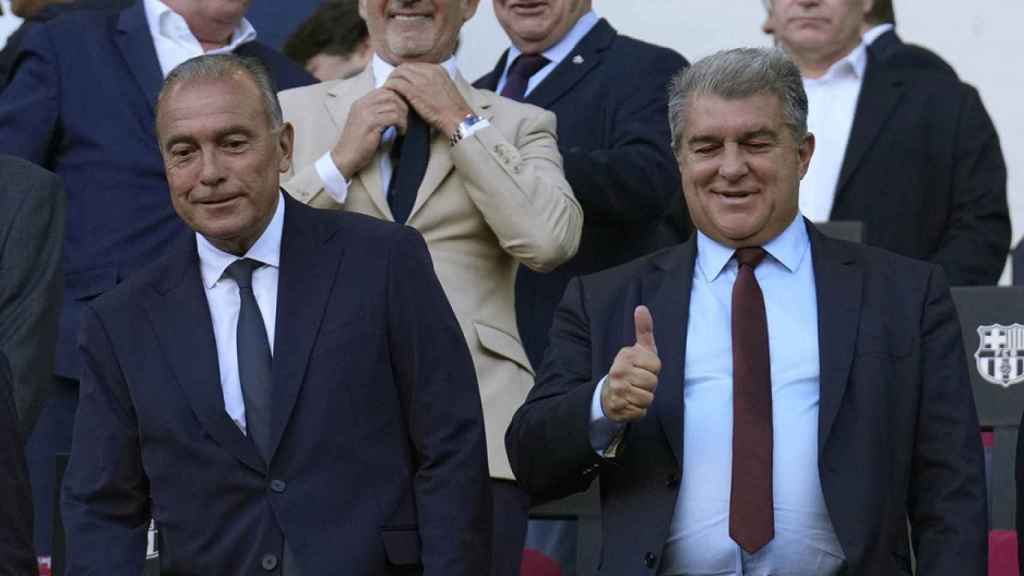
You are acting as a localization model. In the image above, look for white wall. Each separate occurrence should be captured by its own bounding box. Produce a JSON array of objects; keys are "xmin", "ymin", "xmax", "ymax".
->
[{"xmin": 459, "ymin": 0, "xmax": 1022, "ymax": 279}]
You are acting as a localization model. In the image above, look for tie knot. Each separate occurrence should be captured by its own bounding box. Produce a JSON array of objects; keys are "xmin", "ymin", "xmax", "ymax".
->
[
  {"xmin": 734, "ymin": 247, "xmax": 767, "ymax": 269},
  {"xmin": 508, "ymin": 53, "xmax": 549, "ymax": 81},
  {"xmin": 223, "ymin": 258, "xmax": 263, "ymax": 289}
]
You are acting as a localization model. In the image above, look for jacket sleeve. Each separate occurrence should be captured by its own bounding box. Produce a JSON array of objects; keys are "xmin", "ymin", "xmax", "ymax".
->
[
  {"xmin": 561, "ymin": 49, "xmax": 686, "ymax": 228},
  {"xmin": 506, "ymin": 276, "xmax": 604, "ymax": 501},
  {"xmin": 908, "ymin": 266, "xmax": 988, "ymax": 574},
  {"xmin": 930, "ymin": 83, "xmax": 1010, "ymax": 285},
  {"xmin": 62, "ymin": 305, "xmax": 149, "ymax": 575},
  {"xmin": 386, "ymin": 227, "xmax": 492, "ymax": 576},
  {"xmin": 0, "ymin": 21, "xmax": 61, "ymax": 166},
  {"xmin": 0, "ymin": 163, "xmax": 64, "ymax": 436},
  {"xmin": 451, "ymin": 107, "xmax": 582, "ymax": 273}
]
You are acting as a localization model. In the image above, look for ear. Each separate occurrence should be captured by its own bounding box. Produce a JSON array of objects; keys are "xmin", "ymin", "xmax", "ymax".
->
[
  {"xmin": 862, "ymin": 0, "xmax": 875, "ymax": 17},
  {"xmin": 797, "ymin": 132, "xmax": 815, "ymax": 179},
  {"xmin": 278, "ymin": 122, "xmax": 295, "ymax": 174}
]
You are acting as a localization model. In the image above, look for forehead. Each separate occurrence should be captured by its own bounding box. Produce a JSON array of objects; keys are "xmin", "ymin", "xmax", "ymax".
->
[
  {"xmin": 683, "ymin": 92, "xmax": 786, "ymax": 139},
  {"xmin": 158, "ymin": 74, "xmax": 268, "ymax": 138}
]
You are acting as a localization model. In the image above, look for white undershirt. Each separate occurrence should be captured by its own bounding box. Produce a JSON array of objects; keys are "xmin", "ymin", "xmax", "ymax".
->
[
  {"xmin": 799, "ymin": 41, "xmax": 867, "ymax": 222},
  {"xmin": 196, "ymin": 194, "xmax": 283, "ymax": 435},
  {"xmin": 143, "ymin": 0, "xmax": 256, "ymax": 77}
]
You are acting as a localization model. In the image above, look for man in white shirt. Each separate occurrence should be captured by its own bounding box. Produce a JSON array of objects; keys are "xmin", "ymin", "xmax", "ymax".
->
[
  {"xmin": 507, "ymin": 47, "xmax": 987, "ymax": 575},
  {"xmin": 280, "ymin": 1, "xmax": 582, "ymax": 573},
  {"xmin": 62, "ymin": 53, "xmax": 491, "ymax": 575},
  {"xmin": 0, "ymin": 0, "xmax": 313, "ymax": 559},
  {"xmin": 760, "ymin": 0, "xmax": 1009, "ymax": 286}
]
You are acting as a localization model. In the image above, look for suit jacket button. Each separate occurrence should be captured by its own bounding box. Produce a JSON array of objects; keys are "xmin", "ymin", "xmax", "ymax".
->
[
  {"xmin": 643, "ymin": 552, "xmax": 657, "ymax": 568},
  {"xmin": 261, "ymin": 553, "xmax": 278, "ymax": 571},
  {"xmin": 270, "ymin": 479, "xmax": 287, "ymax": 493}
]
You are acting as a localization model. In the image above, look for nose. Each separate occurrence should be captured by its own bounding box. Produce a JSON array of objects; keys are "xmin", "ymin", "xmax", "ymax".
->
[
  {"xmin": 718, "ymin": 144, "xmax": 750, "ymax": 181},
  {"xmin": 198, "ymin": 147, "xmax": 226, "ymax": 187}
]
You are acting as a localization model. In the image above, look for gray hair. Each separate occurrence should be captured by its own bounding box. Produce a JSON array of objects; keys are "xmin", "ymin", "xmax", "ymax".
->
[
  {"xmin": 668, "ymin": 47, "xmax": 808, "ymax": 153},
  {"xmin": 156, "ymin": 53, "xmax": 283, "ymax": 132}
]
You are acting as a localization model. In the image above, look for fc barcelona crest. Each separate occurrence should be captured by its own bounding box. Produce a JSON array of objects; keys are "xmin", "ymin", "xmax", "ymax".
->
[{"xmin": 975, "ymin": 324, "xmax": 1024, "ymax": 388}]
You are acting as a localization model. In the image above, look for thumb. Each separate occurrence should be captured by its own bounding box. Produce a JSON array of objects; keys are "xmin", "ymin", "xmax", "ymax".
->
[{"xmin": 634, "ymin": 305, "xmax": 657, "ymax": 353}]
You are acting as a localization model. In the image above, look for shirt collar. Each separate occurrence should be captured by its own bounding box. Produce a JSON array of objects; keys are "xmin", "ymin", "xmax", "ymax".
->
[
  {"xmin": 862, "ymin": 22, "xmax": 895, "ymax": 47},
  {"xmin": 197, "ymin": 191, "xmax": 284, "ymax": 289},
  {"xmin": 371, "ymin": 53, "xmax": 459, "ymax": 88},
  {"xmin": 805, "ymin": 39, "xmax": 868, "ymax": 84},
  {"xmin": 505, "ymin": 10, "xmax": 600, "ymax": 72},
  {"xmin": 696, "ymin": 215, "xmax": 810, "ymax": 282},
  {"xmin": 145, "ymin": 0, "xmax": 256, "ymax": 54}
]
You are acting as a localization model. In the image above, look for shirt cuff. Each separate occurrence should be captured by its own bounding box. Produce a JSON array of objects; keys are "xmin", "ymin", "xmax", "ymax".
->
[
  {"xmin": 314, "ymin": 151, "xmax": 350, "ymax": 204},
  {"xmin": 463, "ymin": 117, "xmax": 491, "ymax": 138},
  {"xmin": 590, "ymin": 376, "xmax": 626, "ymax": 457}
]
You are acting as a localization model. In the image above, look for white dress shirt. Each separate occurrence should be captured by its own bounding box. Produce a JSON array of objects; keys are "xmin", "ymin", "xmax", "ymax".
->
[
  {"xmin": 591, "ymin": 217, "xmax": 845, "ymax": 575},
  {"xmin": 799, "ymin": 41, "xmax": 867, "ymax": 222},
  {"xmin": 143, "ymin": 0, "xmax": 256, "ymax": 77},
  {"xmin": 494, "ymin": 10, "xmax": 601, "ymax": 97},
  {"xmin": 313, "ymin": 54, "xmax": 489, "ymax": 206},
  {"xmin": 196, "ymin": 193, "xmax": 283, "ymax": 435}
]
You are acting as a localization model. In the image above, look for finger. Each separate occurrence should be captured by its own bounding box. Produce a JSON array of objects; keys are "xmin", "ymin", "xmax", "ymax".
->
[
  {"xmin": 634, "ymin": 305, "xmax": 657, "ymax": 353},
  {"xmin": 629, "ymin": 348, "xmax": 662, "ymax": 376},
  {"xmin": 626, "ymin": 368, "xmax": 659, "ymax": 393},
  {"xmin": 623, "ymin": 386, "xmax": 654, "ymax": 411}
]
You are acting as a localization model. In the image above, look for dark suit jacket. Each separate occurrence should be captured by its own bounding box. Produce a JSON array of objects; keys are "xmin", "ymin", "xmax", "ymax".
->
[
  {"xmin": 0, "ymin": 350, "xmax": 36, "ymax": 575},
  {"xmin": 830, "ymin": 42, "xmax": 1008, "ymax": 286},
  {"xmin": 62, "ymin": 196, "xmax": 492, "ymax": 575},
  {"xmin": 475, "ymin": 19, "xmax": 689, "ymax": 368},
  {"xmin": 0, "ymin": 1, "xmax": 314, "ymax": 380},
  {"xmin": 0, "ymin": 155, "xmax": 63, "ymax": 437},
  {"xmin": 870, "ymin": 29, "xmax": 957, "ymax": 78},
  {"xmin": 507, "ymin": 221, "xmax": 987, "ymax": 575}
]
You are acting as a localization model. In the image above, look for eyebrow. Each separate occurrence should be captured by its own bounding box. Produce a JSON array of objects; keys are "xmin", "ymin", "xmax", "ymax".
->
[
  {"xmin": 162, "ymin": 125, "xmax": 256, "ymax": 151},
  {"xmin": 686, "ymin": 128, "xmax": 780, "ymax": 146}
]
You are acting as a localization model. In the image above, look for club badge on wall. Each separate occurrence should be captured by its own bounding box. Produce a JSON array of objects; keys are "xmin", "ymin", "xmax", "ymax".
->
[{"xmin": 975, "ymin": 324, "xmax": 1024, "ymax": 388}]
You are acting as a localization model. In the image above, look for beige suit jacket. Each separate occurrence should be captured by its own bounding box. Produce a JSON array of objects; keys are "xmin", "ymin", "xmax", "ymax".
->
[{"xmin": 280, "ymin": 68, "xmax": 582, "ymax": 479}]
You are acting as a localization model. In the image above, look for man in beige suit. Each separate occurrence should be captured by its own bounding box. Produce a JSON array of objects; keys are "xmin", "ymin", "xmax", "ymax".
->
[{"xmin": 279, "ymin": 0, "xmax": 582, "ymax": 573}]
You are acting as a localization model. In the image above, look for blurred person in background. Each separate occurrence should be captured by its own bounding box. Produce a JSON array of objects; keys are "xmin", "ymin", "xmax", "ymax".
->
[
  {"xmin": 283, "ymin": 0, "xmax": 371, "ymax": 81},
  {"xmin": 761, "ymin": 0, "xmax": 1008, "ymax": 286}
]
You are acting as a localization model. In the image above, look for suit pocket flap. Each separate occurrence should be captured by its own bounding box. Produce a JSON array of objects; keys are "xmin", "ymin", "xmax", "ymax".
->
[
  {"xmin": 474, "ymin": 321, "xmax": 534, "ymax": 376},
  {"xmin": 65, "ymin": 267, "xmax": 118, "ymax": 300},
  {"xmin": 381, "ymin": 528, "xmax": 422, "ymax": 566}
]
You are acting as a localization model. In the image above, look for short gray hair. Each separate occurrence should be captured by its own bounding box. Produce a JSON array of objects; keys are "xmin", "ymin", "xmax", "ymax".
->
[
  {"xmin": 156, "ymin": 53, "xmax": 283, "ymax": 132},
  {"xmin": 668, "ymin": 47, "xmax": 808, "ymax": 153}
]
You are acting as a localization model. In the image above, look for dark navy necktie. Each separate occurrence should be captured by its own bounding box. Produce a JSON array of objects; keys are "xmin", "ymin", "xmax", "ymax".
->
[
  {"xmin": 387, "ymin": 111, "xmax": 430, "ymax": 224},
  {"xmin": 500, "ymin": 53, "xmax": 550, "ymax": 102},
  {"xmin": 729, "ymin": 246, "xmax": 775, "ymax": 553},
  {"xmin": 223, "ymin": 258, "xmax": 273, "ymax": 462}
]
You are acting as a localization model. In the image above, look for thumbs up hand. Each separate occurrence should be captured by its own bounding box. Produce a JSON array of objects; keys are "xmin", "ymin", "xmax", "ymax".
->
[{"xmin": 601, "ymin": 306, "xmax": 662, "ymax": 422}]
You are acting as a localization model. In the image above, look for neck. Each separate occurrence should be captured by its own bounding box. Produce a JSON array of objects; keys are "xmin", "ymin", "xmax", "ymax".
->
[{"xmin": 788, "ymin": 42, "xmax": 858, "ymax": 79}]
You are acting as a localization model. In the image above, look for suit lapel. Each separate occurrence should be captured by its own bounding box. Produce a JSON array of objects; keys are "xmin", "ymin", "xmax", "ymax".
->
[
  {"xmin": 474, "ymin": 51, "xmax": 508, "ymax": 92},
  {"xmin": 524, "ymin": 19, "xmax": 615, "ymax": 109},
  {"xmin": 326, "ymin": 70, "xmax": 393, "ymax": 219},
  {"xmin": 143, "ymin": 237, "xmax": 264, "ymax": 473},
  {"xmin": 646, "ymin": 240, "xmax": 696, "ymax": 468},
  {"xmin": 832, "ymin": 51, "xmax": 906, "ymax": 211},
  {"xmin": 114, "ymin": 2, "xmax": 164, "ymax": 113},
  {"xmin": 406, "ymin": 72, "xmax": 484, "ymax": 222},
  {"xmin": 809, "ymin": 222, "xmax": 864, "ymax": 456},
  {"xmin": 266, "ymin": 196, "xmax": 344, "ymax": 460}
]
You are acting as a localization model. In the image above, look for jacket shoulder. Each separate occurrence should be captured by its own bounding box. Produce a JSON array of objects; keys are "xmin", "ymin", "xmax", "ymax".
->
[{"xmin": 237, "ymin": 42, "xmax": 315, "ymax": 90}]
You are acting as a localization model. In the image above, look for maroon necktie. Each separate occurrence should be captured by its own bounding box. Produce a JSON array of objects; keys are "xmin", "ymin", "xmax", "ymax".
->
[
  {"xmin": 729, "ymin": 246, "xmax": 774, "ymax": 553},
  {"xmin": 500, "ymin": 54, "xmax": 549, "ymax": 102}
]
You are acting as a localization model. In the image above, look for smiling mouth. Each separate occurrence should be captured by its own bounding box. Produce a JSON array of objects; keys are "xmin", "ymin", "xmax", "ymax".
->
[
  {"xmin": 508, "ymin": 2, "xmax": 547, "ymax": 14},
  {"xmin": 714, "ymin": 191, "xmax": 756, "ymax": 201},
  {"xmin": 390, "ymin": 13, "xmax": 432, "ymax": 22}
]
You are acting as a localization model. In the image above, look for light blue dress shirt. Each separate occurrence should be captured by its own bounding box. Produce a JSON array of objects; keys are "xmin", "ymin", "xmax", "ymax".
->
[
  {"xmin": 590, "ymin": 217, "xmax": 846, "ymax": 575},
  {"xmin": 494, "ymin": 10, "xmax": 600, "ymax": 97}
]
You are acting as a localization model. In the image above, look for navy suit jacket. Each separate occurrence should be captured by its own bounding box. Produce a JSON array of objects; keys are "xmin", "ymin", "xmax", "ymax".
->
[
  {"xmin": 0, "ymin": 350, "xmax": 36, "ymax": 575},
  {"xmin": 475, "ymin": 19, "xmax": 689, "ymax": 369},
  {"xmin": 507, "ymin": 221, "xmax": 987, "ymax": 575},
  {"xmin": 870, "ymin": 30, "xmax": 957, "ymax": 78},
  {"xmin": 0, "ymin": 1, "xmax": 314, "ymax": 380},
  {"xmin": 62, "ymin": 196, "xmax": 492, "ymax": 575},
  {"xmin": 829, "ymin": 41, "xmax": 1008, "ymax": 286}
]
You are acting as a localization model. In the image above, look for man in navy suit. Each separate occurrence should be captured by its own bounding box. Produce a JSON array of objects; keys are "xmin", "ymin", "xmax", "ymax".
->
[
  {"xmin": 475, "ymin": 0, "xmax": 689, "ymax": 371},
  {"xmin": 507, "ymin": 48, "xmax": 987, "ymax": 575},
  {"xmin": 62, "ymin": 54, "xmax": 491, "ymax": 575},
  {"xmin": 0, "ymin": 0, "xmax": 314, "ymax": 555},
  {"xmin": 0, "ymin": 350, "xmax": 36, "ymax": 575}
]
